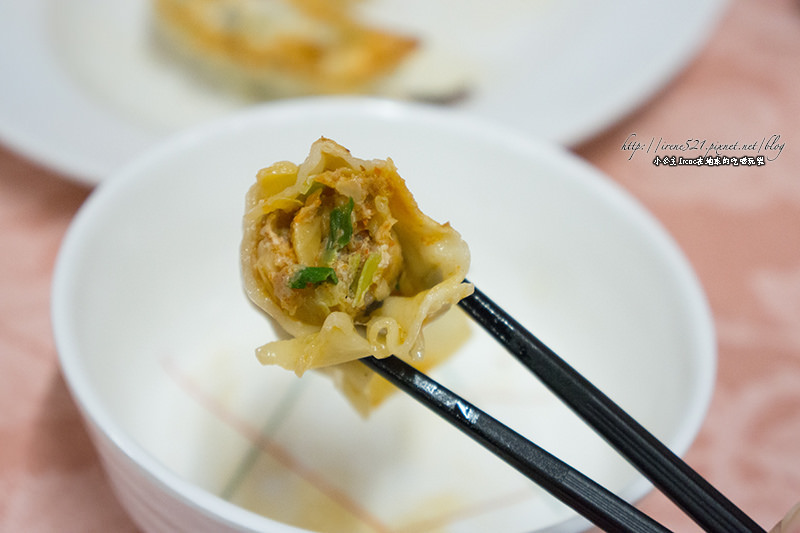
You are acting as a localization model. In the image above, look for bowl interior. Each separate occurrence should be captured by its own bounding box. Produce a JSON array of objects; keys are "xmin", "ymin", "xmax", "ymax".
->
[{"xmin": 54, "ymin": 98, "xmax": 715, "ymax": 533}]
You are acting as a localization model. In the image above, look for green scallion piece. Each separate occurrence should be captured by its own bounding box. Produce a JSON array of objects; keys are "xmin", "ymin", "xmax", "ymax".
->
[
  {"xmin": 289, "ymin": 266, "xmax": 338, "ymax": 289},
  {"xmin": 322, "ymin": 197, "xmax": 354, "ymax": 264}
]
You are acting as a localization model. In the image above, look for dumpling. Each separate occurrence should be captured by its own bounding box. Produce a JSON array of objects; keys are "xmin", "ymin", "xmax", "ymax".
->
[
  {"xmin": 152, "ymin": 0, "xmax": 418, "ymax": 98},
  {"xmin": 241, "ymin": 138, "xmax": 473, "ymax": 413}
]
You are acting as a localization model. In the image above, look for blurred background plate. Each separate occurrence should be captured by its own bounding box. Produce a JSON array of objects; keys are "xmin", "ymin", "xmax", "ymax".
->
[{"xmin": 0, "ymin": 0, "xmax": 726, "ymax": 184}]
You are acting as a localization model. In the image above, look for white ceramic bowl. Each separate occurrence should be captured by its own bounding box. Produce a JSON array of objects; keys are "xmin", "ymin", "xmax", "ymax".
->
[{"xmin": 52, "ymin": 97, "xmax": 715, "ymax": 533}]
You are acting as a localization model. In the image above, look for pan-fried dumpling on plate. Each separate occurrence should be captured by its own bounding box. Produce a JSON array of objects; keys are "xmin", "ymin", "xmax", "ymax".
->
[
  {"xmin": 152, "ymin": 0, "xmax": 418, "ymax": 98},
  {"xmin": 241, "ymin": 138, "xmax": 473, "ymax": 414}
]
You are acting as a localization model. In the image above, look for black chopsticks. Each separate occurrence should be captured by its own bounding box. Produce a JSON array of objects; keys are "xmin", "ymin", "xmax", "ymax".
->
[
  {"xmin": 458, "ymin": 283, "xmax": 764, "ymax": 533},
  {"xmin": 361, "ymin": 283, "xmax": 765, "ymax": 533},
  {"xmin": 361, "ymin": 355, "xmax": 670, "ymax": 533}
]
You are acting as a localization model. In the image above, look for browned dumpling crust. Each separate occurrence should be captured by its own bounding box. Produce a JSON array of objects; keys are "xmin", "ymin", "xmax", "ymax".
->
[{"xmin": 153, "ymin": 0, "xmax": 418, "ymax": 97}]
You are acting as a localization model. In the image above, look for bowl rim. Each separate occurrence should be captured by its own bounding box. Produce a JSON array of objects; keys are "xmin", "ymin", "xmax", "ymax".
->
[{"xmin": 51, "ymin": 95, "xmax": 716, "ymax": 533}]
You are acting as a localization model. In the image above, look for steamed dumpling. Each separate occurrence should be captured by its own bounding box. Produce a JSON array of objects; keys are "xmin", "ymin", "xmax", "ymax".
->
[{"xmin": 241, "ymin": 138, "xmax": 472, "ymax": 413}]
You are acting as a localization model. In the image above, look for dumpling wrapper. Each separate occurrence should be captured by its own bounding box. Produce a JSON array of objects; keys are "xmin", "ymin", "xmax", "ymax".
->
[{"xmin": 241, "ymin": 138, "xmax": 473, "ymax": 414}]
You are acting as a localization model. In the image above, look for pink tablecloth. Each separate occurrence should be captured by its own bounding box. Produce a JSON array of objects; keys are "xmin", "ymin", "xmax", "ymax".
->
[{"xmin": 2, "ymin": 1, "xmax": 798, "ymax": 531}]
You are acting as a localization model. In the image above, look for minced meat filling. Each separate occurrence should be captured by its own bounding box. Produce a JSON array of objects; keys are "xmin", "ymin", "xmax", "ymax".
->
[{"xmin": 255, "ymin": 182, "xmax": 402, "ymax": 325}]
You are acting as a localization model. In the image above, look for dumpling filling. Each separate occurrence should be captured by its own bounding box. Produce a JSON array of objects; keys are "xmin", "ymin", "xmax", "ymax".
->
[{"xmin": 256, "ymin": 174, "xmax": 402, "ymax": 324}]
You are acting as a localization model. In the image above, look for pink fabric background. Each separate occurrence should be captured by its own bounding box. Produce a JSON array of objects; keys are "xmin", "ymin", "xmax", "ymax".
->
[{"xmin": 2, "ymin": 0, "xmax": 798, "ymax": 531}]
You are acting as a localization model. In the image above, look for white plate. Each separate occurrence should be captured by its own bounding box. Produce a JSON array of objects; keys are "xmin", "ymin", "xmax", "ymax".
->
[
  {"xmin": 1, "ymin": 0, "xmax": 726, "ymax": 184},
  {"xmin": 53, "ymin": 98, "xmax": 715, "ymax": 533}
]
